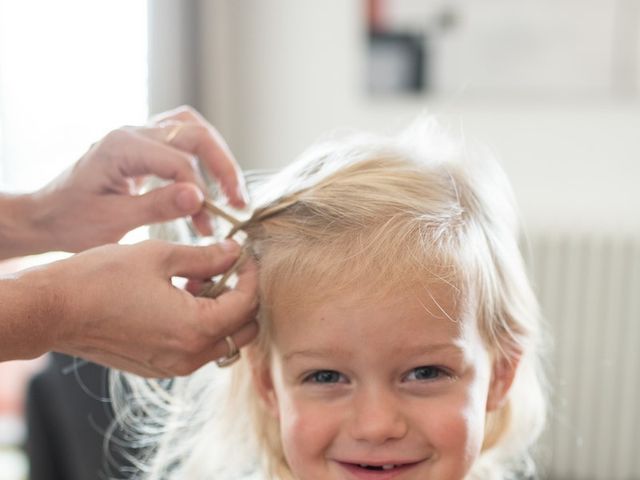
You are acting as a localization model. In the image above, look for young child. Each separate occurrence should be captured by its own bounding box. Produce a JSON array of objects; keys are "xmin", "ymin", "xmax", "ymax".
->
[{"xmin": 112, "ymin": 118, "xmax": 547, "ymax": 480}]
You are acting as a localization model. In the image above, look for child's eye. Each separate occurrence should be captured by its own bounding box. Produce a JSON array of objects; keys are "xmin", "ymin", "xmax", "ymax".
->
[
  {"xmin": 303, "ymin": 370, "xmax": 346, "ymax": 384},
  {"xmin": 405, "ymin": 365, "xmax": 449, "ymax": 381}
]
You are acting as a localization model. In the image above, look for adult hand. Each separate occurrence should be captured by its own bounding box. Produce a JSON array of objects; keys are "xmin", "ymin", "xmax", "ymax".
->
[
  {"xmin": 27, "ymin": 106, "xmax": 248, "ymax": 254},
  {"xmin": 13, "ymin": 239, "xmax": 258, "ymax": 377}
]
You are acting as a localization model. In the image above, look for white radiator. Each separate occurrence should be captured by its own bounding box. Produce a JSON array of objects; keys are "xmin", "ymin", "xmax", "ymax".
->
[{"xmin": 527, "ymin": 234, "xmax": 640, "ymax": 480}]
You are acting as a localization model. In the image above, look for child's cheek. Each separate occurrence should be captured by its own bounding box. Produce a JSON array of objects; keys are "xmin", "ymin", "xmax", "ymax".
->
[
  {"xmin": 430, "ymin": 359, "xmax": 493, "ymax": 461},
  {"xmin": 278, "ymin": 397, "xmax": 338, "ymax": 472},
  {"xmin": 426, "ymin": 396, "xmax": 486, "ymax": 468}
]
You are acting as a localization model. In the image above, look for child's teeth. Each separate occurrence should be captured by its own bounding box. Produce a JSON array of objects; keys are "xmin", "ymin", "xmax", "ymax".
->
[{"xmin": 357, "ymin": 464, "xmax": 397, "ymax": 470}]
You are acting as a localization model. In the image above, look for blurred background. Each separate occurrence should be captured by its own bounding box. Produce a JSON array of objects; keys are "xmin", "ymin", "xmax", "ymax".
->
[{"xmin": 0, "ymin": 1, "xmax": 638, "ymax": 479}]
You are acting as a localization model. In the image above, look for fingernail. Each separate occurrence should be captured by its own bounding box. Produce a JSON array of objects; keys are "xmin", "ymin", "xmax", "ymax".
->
[
  {"xmin": 219, "ymin": 239, "xmax": 238, "ymax": 253},
  {"xmin": 176, "ymin": 187, "xmax": 204, "ymax": 212},
  {"xmin": 236, "ymin": 183, "xmax": 250, "ymax": 207}
]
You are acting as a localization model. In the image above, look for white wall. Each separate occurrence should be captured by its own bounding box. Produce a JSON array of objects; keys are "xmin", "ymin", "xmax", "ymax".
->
[{"xmin": 198, "ymin": 0, "xmax": 640, "ymax": 235}]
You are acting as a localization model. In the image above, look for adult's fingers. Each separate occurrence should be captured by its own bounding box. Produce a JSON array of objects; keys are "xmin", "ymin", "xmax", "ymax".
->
[
  {"xmin": 143, "ymin": 114, "xmax": 248, "ymax": 208},
  {"xmin": 195, "ymin": 255, "xmax": 259, "ymax": 336},
  {"xmin": 190, "ymin": 210, "xmax": 214, "ymax": 236},
  {"xmin": 149, "ymin": 105, "xmax": 202, "ymax": 126},
  {"xmin": 211, "ymin": 320, "xmax": 260, "ymax": 356},
  {"xmin": 122, "ymin": 182, "xmax": 204, "ymax": 230},
  {"xmin": 163, "ymin": 240, "xmax": 242, "ymax": 279},
  {"xmin": 179, "ymin": 320, "xmax": 260, "ymax": 375},
  {"xmin": 99, "ymin": 128, "xmax": 206, "ymax": 190},
  {"xmin": 149, "ymin": 105, "xmax": 206, "ymax": 125}
]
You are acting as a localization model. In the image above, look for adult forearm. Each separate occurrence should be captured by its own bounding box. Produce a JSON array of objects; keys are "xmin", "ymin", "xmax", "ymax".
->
[
  {"xmin": 0, "ymin": 266, "xmax": 59, "ymax": 361},
  {"xmin": 0, "ymin": 193, "xmax": 49, "ymax": 260}
]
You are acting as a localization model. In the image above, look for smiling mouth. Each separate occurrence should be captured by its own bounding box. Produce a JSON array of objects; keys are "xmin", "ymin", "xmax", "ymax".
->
[{"xmin": 338, "ymin": 461, "xmax": 422, "ymax": 477}]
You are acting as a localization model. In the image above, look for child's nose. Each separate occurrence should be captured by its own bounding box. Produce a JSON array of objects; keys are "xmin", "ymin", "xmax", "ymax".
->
[{"xmin": 347, "ymin": 387, "xmax": 409, "ymax": 445}]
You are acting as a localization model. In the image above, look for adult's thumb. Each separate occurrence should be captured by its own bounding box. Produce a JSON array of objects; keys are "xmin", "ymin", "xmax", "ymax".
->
[
  {"xmin": 135, "ymin": 182, "xmax": 204, "ymax": 225},
  {"xmin": 164, "ymin": 240, "xmax": 241, "ymax": 279}
]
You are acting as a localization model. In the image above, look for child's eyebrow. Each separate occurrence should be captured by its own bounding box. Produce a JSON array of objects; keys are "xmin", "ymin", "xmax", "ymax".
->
[
  {"xmin": 282, "ymin": 343, "xmax": 464, "ymax": 362},
  {"xmin": 398, "ymin": 343, "xmax": 467, "ymax": 359},
  {"xmin": 282, "ymin": 348, "xmax": 347, "ymax": 362}
]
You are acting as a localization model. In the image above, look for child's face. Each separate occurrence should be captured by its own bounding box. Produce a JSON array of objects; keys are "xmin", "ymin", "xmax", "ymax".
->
[{"xmin": 254, "ymin": 282, "xmax": 513, "ymax": 480}]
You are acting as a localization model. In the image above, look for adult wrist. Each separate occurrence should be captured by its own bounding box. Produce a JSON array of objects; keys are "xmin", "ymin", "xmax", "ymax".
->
[
  {"xmin": 0, "ymin": 265, "xmax": 62, "ymax": 361},
  {"xmin": 19, "ymin": 261, "xmax": 68, "ymax": 356},
  {"xmin": 0, "ymin": 192, "xmax": 48, "ymax": 259}
]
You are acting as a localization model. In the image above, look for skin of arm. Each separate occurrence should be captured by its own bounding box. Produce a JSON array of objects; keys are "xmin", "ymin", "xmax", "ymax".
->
[
  {"xmin": 0, "ymin": 193, "xmax": 47, "ymax": 260},
  {"xmin": 0, "ymin": 265, "xmax": 55, "ymax": 362}
]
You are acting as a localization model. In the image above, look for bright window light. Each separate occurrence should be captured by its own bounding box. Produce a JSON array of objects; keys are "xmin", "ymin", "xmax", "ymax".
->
[{"xmin": 0, "ymin": 0, "xmax": 148, "ymax": 192}]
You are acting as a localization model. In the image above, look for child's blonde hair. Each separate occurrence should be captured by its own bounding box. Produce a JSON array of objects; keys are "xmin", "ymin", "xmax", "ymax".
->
[{"xmin": 111, "ymin": 118, "xmax": 547, "ymax": 480}]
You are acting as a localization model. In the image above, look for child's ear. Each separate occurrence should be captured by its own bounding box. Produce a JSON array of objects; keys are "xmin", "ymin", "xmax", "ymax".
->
[
  {"xmin": 486, "ymin": 353, "xmax": 520, "ymax": 412},
  {"xmin": 249, "ymin": 354, "xmax": 279, "ymax": 419}
]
